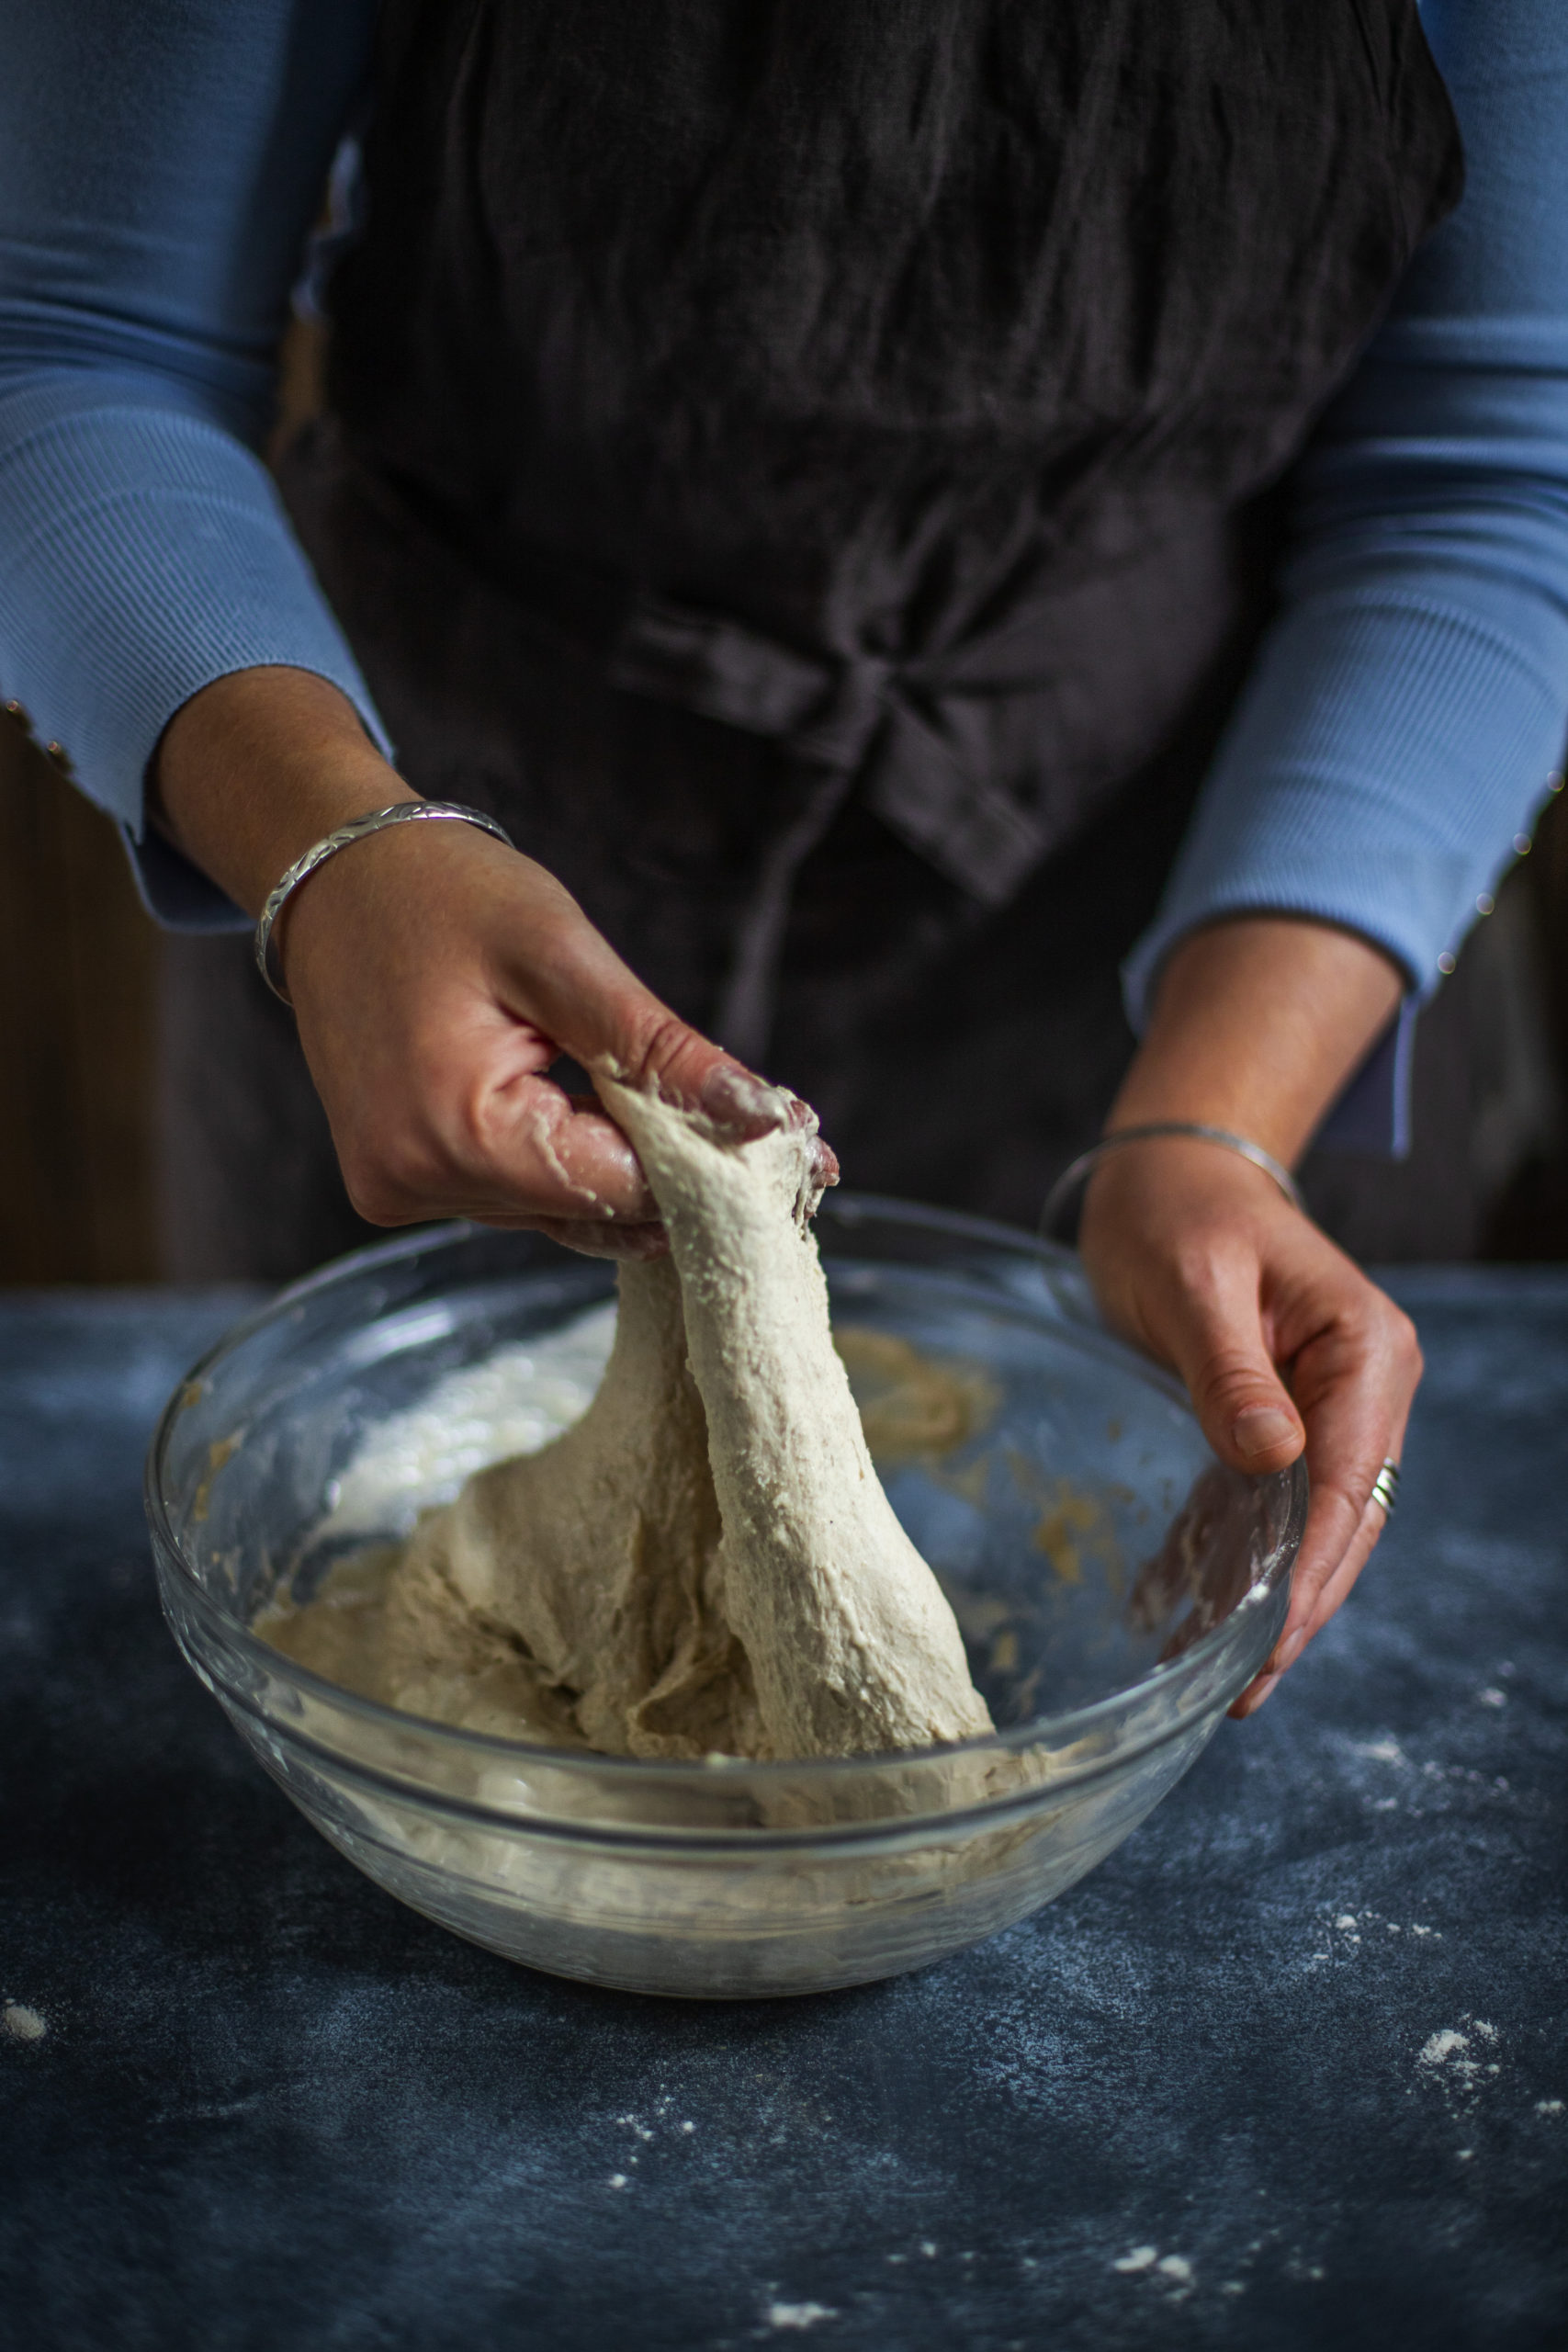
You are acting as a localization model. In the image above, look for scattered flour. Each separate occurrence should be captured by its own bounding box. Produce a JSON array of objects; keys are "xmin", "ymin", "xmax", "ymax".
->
[
  {"xmin": 3, "ymin": 2003, "xmax": 46, "ymax": 2041},
  {"xmin": 1113, "ymin": 2247, "xmax": 1158, "ymax": 2274},
  {"xmin": 1420, "ymin": 2029, "xmax": 1471, "ymax": 2068},
  {"xmin": 766, "ymin": 2303, "xmax": 838, "ymax": 2331},
  {"xmin": 1417, "ymin": 2017, "xmax": 1509, "ymax": 2118}
]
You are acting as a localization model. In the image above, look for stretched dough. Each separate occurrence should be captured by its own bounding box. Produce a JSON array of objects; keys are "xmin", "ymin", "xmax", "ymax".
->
[{"xmin": 384, "ymin": 1081, "xmax": 993, "ymax": 1760}]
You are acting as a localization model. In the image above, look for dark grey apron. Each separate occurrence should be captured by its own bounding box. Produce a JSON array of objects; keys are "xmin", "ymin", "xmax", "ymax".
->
[{"xmin": 162, "ymin": 0, "xmax": 1462, "ymax": 1277}]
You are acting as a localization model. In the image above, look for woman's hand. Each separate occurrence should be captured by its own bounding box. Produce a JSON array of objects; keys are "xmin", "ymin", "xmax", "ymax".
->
[
  {"xmin": 1081, "ymin": 915, "xmax": 1421, "ymax": 1714},
  {"xmin": 1079, "ymin": 1138, "xmax": 1421, "ymax": 1714},
  {"xmin": 284, "ymin": 820, "xmax": 834, "ymax": 1256},
  {"xmin": 152, "ymin": 667, "xmax": 833, "ymax": 1258}
]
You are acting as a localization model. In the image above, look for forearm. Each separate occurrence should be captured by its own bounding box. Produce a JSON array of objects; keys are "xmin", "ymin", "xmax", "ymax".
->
[
  {"xmin": 152, "ymin": 666, "xmax": 414, "ymax": 922},
  {"xmin": 1108, "ymin": 916, "xmax": 1404, "ymax": 1167},
  {"xmin": 0, "ymin": 2, "xmax": 381, "ymax": 910},
  {"xmin": 1125, "ymin": 0, "xmax": 1568, "ymax": 1122}
]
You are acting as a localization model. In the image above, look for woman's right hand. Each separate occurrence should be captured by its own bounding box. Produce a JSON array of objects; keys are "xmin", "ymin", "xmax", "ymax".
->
[{"xmin": 152, "ymin": 667, "xmax": 829, "ymax": 1257}]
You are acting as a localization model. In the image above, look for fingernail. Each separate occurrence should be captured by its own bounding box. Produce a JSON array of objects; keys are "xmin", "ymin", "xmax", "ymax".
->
[
  {"xmin": 1232, "ymin": 1404, "xmax": 1299, "ymax": 1463},
  {"xmin": 811, "ymin": 1136, "xmax": 840, "ymax": 1188},
  {"xmin": 698, "ymin": 1064, "xmax": 788, "ymax": 1137},
  {"xmin": 1277, "ymin": 1628, "xmax": 1305, "ymax": 1671},
  {"xmin": 1246, "ymin": 1674, "xmax": 1280, "ymax": 1713}
]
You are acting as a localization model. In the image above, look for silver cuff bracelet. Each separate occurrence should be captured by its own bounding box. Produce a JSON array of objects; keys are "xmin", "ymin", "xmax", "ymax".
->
[
  {"xmin": 1041, "ymin": 1119, "xmax": 1307, "ymax": 1240},
  {"xmin": 254, "ymin": 801, "xmax": 514, "ymax": 1004}
]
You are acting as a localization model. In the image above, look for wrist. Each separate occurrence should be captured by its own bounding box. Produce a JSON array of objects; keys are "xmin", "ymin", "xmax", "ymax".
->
[
  {"xmin": 1072, "ymin": 1127, "xmax": 1305, "ymax": 1276},
  {"xmin": 152, "ymin": 667, "xmax": 414, "ymax": 920},
  {"xmin": 1110, "ymin": 915, "xmax": 1404, "ymax": 1168}
]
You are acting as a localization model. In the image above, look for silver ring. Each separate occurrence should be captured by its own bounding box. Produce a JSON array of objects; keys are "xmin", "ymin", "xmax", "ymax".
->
[
  {"xmin": 1369, "ymin": 1457, "xmax": 1401, "ymax": 1518},
  {"xmin": 254, "ymin": 801, "xmax": 513, "ymax": 1004}
]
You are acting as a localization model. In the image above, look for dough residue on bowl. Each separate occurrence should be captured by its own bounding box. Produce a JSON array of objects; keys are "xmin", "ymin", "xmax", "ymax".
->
[{"xmin": 262, "ymin": 1083, "xmax": 994, "ymax": 1761}]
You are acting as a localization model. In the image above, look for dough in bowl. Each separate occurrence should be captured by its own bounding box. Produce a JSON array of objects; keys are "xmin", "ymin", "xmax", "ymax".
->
[{"xmin": 274, "ymin": 1080, "xmax": 993, "ymax": 1761}]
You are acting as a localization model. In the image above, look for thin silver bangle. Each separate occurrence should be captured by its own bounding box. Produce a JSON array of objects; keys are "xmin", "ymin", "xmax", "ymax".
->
[
  {"xmin": 1041, "ymin": 1120, "xmax": 1307, "ymax": 1240},
  {"xmin": 254, "ymin": 801, "xmax": 514, "ymax": 1004}
]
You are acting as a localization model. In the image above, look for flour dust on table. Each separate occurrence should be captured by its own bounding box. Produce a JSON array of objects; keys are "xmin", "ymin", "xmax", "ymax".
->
[{"xmin": 262, "ymin": 1083, "xmax": 993, "ymax": 1761}]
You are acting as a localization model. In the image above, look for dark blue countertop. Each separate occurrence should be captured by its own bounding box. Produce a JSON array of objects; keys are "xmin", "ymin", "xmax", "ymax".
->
[{"xmin": 2, "ymin": 1272, "xmax": 1564, "ymax": 2352}]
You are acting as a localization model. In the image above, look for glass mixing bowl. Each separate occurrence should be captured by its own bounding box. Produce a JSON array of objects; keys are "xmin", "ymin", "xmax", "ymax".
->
[{"xmin": 146, "ymin": 1200, "xmax": 1303, "ymax": 1998}]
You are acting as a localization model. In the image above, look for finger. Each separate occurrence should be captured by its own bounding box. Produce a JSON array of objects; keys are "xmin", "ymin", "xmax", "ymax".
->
[
  {"xmin": 603, "ymin": 1031, "xmax": 838, "ymax": 1160},
  {"xmin": 1153, "ymin": 1251, "xmax": 1306, "ymax": 1476},
  {"xmin": 496, "ymin": 904, "xmax": 778, "ymax": 1138},
  {"xmin": 1233, "ymin": 1410, "xmax": 1408, "ymax": 1716},
  {"xmin": 478, "ymin": 867, "xmax": 837, "ymax": 1169},
  {"xmin": 1295, "ymin": 1490, "xmax": 1393, "ymax": 1649},
  {"xmin": 475, "ymin": 1078, "xmax": 660, "ymax": 1221},
  {"xmin": 587, "ymin": 1017, "xmax": 841, "ymax": 1179},
  {"xmin": 1228, "ymin": 1671, "xmax": 1279, "ymax": 1720},
  {"xmin": 556, "ymin": 1089, "xmax": 836, "ymax": 1203},
  {"xmin": 1231, "ymin": 1489, "xmax": 1393, "ymax": 1716},
  {"xmin": 1268, "ymin": 1333, "xmax": 1416, "ymax": 1664}
]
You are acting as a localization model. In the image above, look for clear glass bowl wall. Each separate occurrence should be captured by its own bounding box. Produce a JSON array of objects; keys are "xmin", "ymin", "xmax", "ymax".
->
[{"xmin": 147, "ymin": 1200, "xmax": 1303, "ymax": 1998}]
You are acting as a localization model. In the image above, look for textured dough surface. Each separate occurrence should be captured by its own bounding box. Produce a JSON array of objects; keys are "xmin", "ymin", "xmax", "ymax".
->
[{"xmin": 277, "ymin": 1084, "xmax": 993, "ymax": 1760}]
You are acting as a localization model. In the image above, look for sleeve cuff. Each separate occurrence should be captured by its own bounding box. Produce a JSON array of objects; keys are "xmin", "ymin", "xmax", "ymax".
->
[
  {"xmin": 0, "ymin": 378, "xmax": 393, "ymax": 923},
  {"xmin": 1121, "ymin": 582, "xmax": 1568, "ymax": 1159}
]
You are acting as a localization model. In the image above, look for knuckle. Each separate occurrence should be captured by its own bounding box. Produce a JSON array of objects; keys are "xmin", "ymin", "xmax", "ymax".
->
[
  {"xmin": 340, "ymin": 1168, "xmax": 412, "ymax": 1227},
  {"xmin": 1167, "ymin": 1238, "xmax": 1235, "ymax": 1314},
  {"xmin": 416, "ymin": 1047, "xmax": 512, "ymax": 1177},
  {"xmin": 339, "ymin": 1132, "xmax": 438, "ymax": 1225},
  {"xmin": 619, "ymin": 1009, "xmax": 707, "ymax": 1097},
  {"xmin": 1191, "ymin": 1346, "xmax": 1276, "ymax": 1418},
  {"xmin": 1390, "ymin": 1307, "xmax": 1424, "ymax": 1382},
  {"xmin": 458, "ymin": 1075, "xmax": 512, "ymax": 1162}
]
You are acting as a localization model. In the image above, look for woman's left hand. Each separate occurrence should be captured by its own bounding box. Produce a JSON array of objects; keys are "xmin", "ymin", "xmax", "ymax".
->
[
  {"xmin": 1078, "ymin": 1129, "xmax": 1422, "ymax": 1717},
  {"xmin": 1077, "ymin": 914, "xmax": 1423, "ymax": 1713}
]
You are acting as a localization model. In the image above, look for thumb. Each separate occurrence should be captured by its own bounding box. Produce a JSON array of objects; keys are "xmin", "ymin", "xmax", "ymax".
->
[
  {"xmin": 498, "ymin": 890, "xmax": 784, "ymax": 1139},
  {"xmin": 614, "ymin": 1022, "xmax": 802, "ymax": 1147},
  {"xmin": 1157, "ymin": 1272, "xmax": 1305, "ymax": 1476},
  {"xmin": 491, "ymin": 873, "xmax": 839, "ymax": 1173},
  {"xmin": 605, "ymin": 1027, "xmax": 841, "ymax": 1188}
]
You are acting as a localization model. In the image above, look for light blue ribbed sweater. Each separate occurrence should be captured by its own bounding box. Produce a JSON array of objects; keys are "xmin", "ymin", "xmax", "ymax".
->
[{"xmin": 1, "ymin": 0, "xmax": 1565, "ymax": 1149}]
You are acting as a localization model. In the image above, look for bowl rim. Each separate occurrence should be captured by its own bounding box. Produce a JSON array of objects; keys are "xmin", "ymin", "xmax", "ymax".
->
[{"xmin": 145, "ymin": 1200, "xmax": 1305, "ymax": 1786}]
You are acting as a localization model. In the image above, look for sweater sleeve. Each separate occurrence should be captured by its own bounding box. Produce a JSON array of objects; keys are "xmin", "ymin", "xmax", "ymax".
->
[
  {"xmin": 1122, "ymin": 0, "xmax": 1568, "ymax": 1155},
  {"xmin": 0, "ymin": 0, "xmax": 385, "ymax": 926}
]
